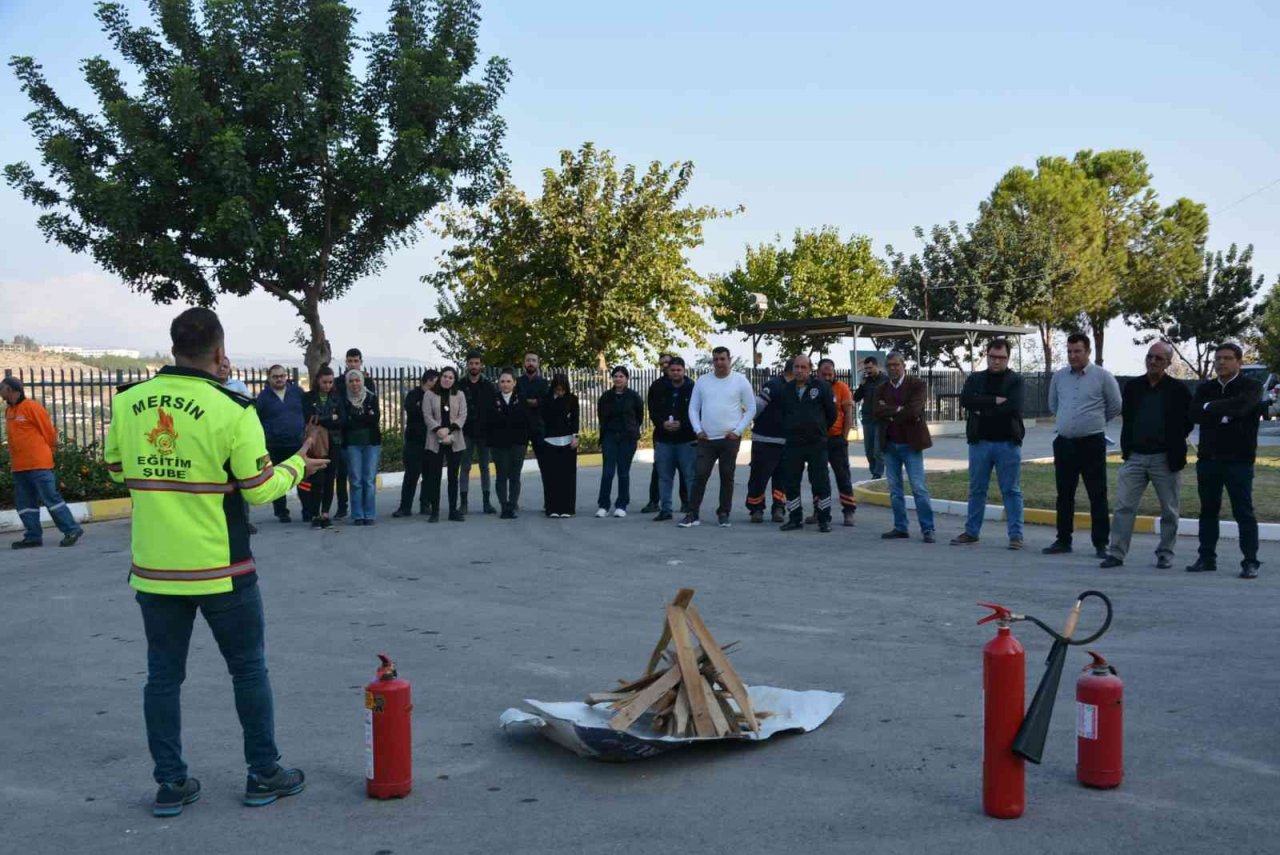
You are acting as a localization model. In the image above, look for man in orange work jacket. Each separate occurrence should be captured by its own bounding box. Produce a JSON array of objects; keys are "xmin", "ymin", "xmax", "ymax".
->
[
  {"xmin": 3, "ymin": 375, "xmax": 84, "ymax": 549},
  {"xmin": 105, "ymin": 308, "xmax": 328, "ymax": 818}
]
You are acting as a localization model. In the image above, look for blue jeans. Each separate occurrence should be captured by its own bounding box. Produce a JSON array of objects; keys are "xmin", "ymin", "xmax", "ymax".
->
[
  {"xmin": 598, "ymin": 432, "xmax": 638, "ymax": 510},
  {"xmin": 655, "ymin": 441, "xmax": 697, "ymax": 513},
  {"xmin": 136, "ymin": 584, "xmax": 279, "ymax": 783},
  {"xmin": 13, "ymin": 469, "xmax": 82, "ymax": 543},
  {"xmin": 862, "ymin": 420, "xmax": 884, "ymax": 478},
  {"xmin": 965, "ymin": 440, "xmax": 1024, "ymax": 540},
  {"xmin": 344, "ymin": 445, "xmax": 381, "ymax": 520},
  {"xmin": 883, "ymin": 441, "xmax": 934, "ymax": 534}
]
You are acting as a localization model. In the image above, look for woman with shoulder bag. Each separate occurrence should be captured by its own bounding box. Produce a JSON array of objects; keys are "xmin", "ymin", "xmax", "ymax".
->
[{"xmin": 302, "ymin": 365, "xmax": 344, "ymax": 528}]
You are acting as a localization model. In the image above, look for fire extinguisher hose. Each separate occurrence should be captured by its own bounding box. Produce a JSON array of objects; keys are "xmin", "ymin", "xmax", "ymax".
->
[{"xmin": 1021, "ymin": 590, "xmax": 1113, "ymax": 647}]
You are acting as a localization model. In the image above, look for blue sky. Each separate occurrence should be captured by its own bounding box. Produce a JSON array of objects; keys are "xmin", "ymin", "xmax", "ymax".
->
[{"xmin": 1, "ymin": 0, "xmax": 1276, "ymax": 372}]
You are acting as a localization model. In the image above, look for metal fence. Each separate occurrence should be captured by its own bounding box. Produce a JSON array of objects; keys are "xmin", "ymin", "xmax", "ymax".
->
[{"xmin": 2, "ymin": 363, "xmax": 1066, "ymax": 449}]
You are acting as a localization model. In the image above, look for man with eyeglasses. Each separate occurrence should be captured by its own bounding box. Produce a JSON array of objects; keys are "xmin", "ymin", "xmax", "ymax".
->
[
  {"xmin": 255, "ymin": 365, "xmax": 306, "ymax": 522},
  {"xmin": 1189, "ymin": 342, "xmax": 1265, "ymax": 579},
  {"xmin": 1100, "ymin": 341, "xmax": 1192, "ymax": 569},
  {"xmin": 951, "ymin": 339, "xmax": 1026, "ymax": 549}
]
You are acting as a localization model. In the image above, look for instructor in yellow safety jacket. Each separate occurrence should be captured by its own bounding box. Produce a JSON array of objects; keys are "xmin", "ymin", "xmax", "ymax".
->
[{"xmin": 105, "ymin": 308, "xmax": 327, "ymax": 818}]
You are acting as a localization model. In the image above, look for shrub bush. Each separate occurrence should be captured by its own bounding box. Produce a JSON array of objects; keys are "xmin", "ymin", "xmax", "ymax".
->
[{"xmin": 0, "ymin": 440, "xmax": 129, "ymax": 509}]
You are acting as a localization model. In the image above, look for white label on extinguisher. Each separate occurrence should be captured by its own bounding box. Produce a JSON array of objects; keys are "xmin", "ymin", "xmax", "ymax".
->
[
  {"xmin": 364, "ymin": 709, "xmax": 375, "ymax": 779},
  {"xmin": 1077, "ymin": 701, "xmax": 1098, "ymax": 740}
]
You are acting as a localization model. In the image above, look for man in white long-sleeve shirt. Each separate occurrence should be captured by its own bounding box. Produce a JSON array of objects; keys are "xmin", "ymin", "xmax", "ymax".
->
[{"xmin": 681, "ymin": 347, "xmax": 757, "ymax": 527}]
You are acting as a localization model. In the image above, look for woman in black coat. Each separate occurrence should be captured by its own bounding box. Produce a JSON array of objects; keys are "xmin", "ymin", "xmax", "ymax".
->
[
  {"xmin": 540, "ymin": 373, "xmax": 580, "ymax": 517},
  {"xmin": 485, "ymin": 368, "xmax": 530, "ymax": 519}
]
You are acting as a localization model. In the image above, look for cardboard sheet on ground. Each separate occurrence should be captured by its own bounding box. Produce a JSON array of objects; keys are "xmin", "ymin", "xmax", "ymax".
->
[{"xmin": 499, "ymin": 685, "xmax": 843, "ymax": 761}]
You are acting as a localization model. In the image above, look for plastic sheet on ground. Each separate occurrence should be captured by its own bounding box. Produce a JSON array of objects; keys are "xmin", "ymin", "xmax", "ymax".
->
[{"xmin": 499, "ymin": 684, "xmax": 843, "ymax": 761}]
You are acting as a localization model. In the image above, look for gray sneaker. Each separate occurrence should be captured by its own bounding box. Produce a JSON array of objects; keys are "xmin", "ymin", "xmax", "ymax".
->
[
  {"xmin": 154, "ymin": 777, "xmax": 201, "ymax": 817},
  {"xmin": 677, "ymin": 514, "xmax": 701, "ymax": 528},
  {"xmin": 243, "ymin": 766, "xmax": 305, "ymax": 807}
]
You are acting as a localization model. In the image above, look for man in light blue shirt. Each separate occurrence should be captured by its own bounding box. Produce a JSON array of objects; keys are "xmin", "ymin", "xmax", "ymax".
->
[{"xmin": 1044, "ymin": 333, "xmax": 1121, "ymax": 557}]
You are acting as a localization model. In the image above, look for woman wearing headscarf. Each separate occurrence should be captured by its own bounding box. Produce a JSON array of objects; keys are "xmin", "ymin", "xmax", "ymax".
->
[
  {"xmin": 423, "ymin": 366, "xmax": 468, "ymax": 522},
  {"xmin": 342, "ymin": 369, "xmax": 382, "ymax": 525},
  {"xmin": 485, "ymin": 368, "xmax": 530, "ymax": 519},
  {"xmin": 541, "ymin": 373, "xmax": 580, "ymax": 517}
]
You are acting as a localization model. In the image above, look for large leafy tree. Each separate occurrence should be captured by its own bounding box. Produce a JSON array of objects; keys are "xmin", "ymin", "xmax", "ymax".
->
[
  {"xmin": 1131, "ymin": 244, "xmax": 1265, "ymax": 378},
  {"xmin": 1251, "ymin": 283, "xmax": 1280, "ymax": 374},
  {"xmin": 1072, "ymin": 150, "xmax": 1207, "ymax": 363},
  {"xmin": 424, "ymin": 143, "xmax": 736, "ymax": 369},
  {"xmin": 710, "ymin": 226, "xmax": 894, "ymax": 358},
  {"xmin": 6, "ymin": 0, "xmax": 509, "ymax": 377}
]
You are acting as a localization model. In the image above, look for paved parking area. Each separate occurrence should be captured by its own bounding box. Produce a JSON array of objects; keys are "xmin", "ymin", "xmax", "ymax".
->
[{"xmin": 3, "ymin": 440, "xmax": 1278, "ymax": 854}]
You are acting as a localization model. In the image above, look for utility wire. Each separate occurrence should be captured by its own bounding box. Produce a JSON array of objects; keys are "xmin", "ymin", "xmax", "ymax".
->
[{"xmin": 1212, "ymin": 176, "xmax": 1280, "ymax": 215}]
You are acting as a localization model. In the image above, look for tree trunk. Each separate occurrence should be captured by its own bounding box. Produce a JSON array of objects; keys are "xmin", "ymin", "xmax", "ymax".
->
[
  {"xmin": 1089, "ymin": 314, "xmax": 1106, "ymax": 365},
  {"xmin": 301, "ymin": 291, "xmax": 331, "ymax": 383},
  {"xmin": 1039, "ymin": 323, "xmax": 1054, "ymax": 378},
  {"xmin": 597, "ymin": 351, "xmax": 608, "ymax": 372}
]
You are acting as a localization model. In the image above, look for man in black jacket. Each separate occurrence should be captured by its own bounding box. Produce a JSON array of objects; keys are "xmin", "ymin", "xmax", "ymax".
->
[
  {"xmin": 517, "ymin": 352, "xmax": 550, "ymax": 513},
  {"xmin": 458, "ymin": 351, "xmax": 496, "ymax": 515},
  {"xmin": 1100, "ymin": 342, "xmax": 1192, "ymax": 569},
  {"xmin": 951, "ymin": 339, "xmax": 1026, "ymax": 549},
  {"xmin": 745, "ymin": 359, "xmax": 793, "ymax": 523},
  {"xmin": 853, "ymin": 356, "xmax": 888, "ymax": 477},
  {"xmin": 641, "ymin": 354, "xmax": 688, "ymax": 514},
  {"xmin": 778, "ymin": 355, "xmax": 837, "ymax": 532},
  {"xmin": 394, "ymin": 370, "xmax": 436, "ymax": 518},
  {"xmin": 648, "ymin": 357, "xmax": 696, "ymax": 522},
  {"xmin": 1188, "ymin": 343, "xmax": 1264, "ymax": 578}
]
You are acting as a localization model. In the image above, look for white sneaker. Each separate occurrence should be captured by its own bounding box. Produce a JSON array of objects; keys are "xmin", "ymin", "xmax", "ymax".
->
[
  {"xmin": 613, "ymin": 508, "xmax": 627, "ymax": 518},
  {"xmin": 595, "ymin": 508, "xmax": 608, "ymax": 518}
]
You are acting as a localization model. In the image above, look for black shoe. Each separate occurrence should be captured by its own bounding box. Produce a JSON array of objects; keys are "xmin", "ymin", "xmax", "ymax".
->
[
  {"xmin": 247, "ymin": 523, "xmax": 259, "ymax": 535},
  {"xmin": 842, "ymin": 510, "xmax": 856, "ymax": 527},
  {"xmin": 1240, "ymin": 561, "xmax": 1260, "ymax": 580},
  {"xmin": 319, "ymin": 517, "xmax": 332, "ymax": 529},
  {"xmin": 922, "ymin": 531, "xmax": 936, "ymax": 544},
  {"xmin": 276, "ymin": 513, "xmax": 292, "ymax": 524},
  {"xmin": 749, "ymin": 510, "xmax": 763, "ymax": 524},
  {"xmin": 311, "ymin": 518, "xmax": 323, "ymax": 529},
  {"xmin": 818, "ymin": 519, "xmax": 832, "ymax": 533},
  {"xmin": 641, "ymin": 502, "xmax": 659, "ymax": 514},
  {"xmin": 499, "ymin": 508, "xmax": 514, "ymax": 519},
  {"xmin": 780, "ymin": 520, "xmax": 804, "ymax": 532},
  {"xmin": 459, "ymin": 494, "xmax": 469, "ymax": 516},
  {"xmin": 1095, "ymin": 547, "xmax": 1109, "ymax": 559},
  {"xmin": 1156, "ymin": 555, "xmax": 1172, "ymax": 569},
  {"xmin": 653, "ymin": 511, "xmax": 673, "ymax": 522},
  {"xmin": 1099, "ymin": 556, "xmax": 1124, "ymax": 568},
  {"xmin": 677, "ymin": 514, "xmax": 700, "ymax": 528},
  {"xmin": 427, "ymin": 512, "xmax": 439, "ymax": 523},
  {"xmin": 804, "ymin": 513, "xmax": 817, "ymax": 525},
  {"xmin": 392, "ymin": 508, "xmax": 410, "ymax": 518},
  {"xmin": 717, "ymin": 513, "xmax": 731, "ymax": 528},
  {"xmin": 483, "ymin": 498, "xmax": 497, "ymax": 515},
  {"xmin": 11, "ymin": 540, "xmax": 41, "ymax": 549},
  {"xmin": 334, "ymin": 509, "xmax": 348, "ymax": 520},
  {"xmin": 59, "ymin": 531, "xmax": 83, "ymax": 547},
  {"xmin": 1185, "ymin": 558, "xmax": 1217, "ymax": 573},
  {"xmin": 448, "ymin": 511, "xmax": 465, "ymax": 522},
  {"xmin": 153, "ymin": 777, "xmax": 201, "ymax": 817},
  {"xmin": 243, "ymin": 766, "xmax": 305, "ymax": 807},
  {"xmin": 880, "ymin": 529, "xmax": 909, "ymax": 540},
  {"xmin": 1042, "ymin": 541, "xmax": 1073, "ymax": 555},
  {"xmin": 770, "ymin": 507, "xmax": 786, "ymax": 524}
]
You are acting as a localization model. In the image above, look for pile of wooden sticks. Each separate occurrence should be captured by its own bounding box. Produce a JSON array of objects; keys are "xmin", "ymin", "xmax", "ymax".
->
[{"xmin": 586, "ymin": 588, "xmax": 767, "ymax": 738}]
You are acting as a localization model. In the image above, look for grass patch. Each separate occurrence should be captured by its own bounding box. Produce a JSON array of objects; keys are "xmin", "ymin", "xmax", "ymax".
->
[{"xmin": 885, "ymin": 447, "xmax": 1280, "ymax": 523}]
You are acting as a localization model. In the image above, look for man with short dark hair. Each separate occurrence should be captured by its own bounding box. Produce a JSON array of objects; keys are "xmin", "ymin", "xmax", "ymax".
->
[
  {"xmin": 1189, "ymin": 342, "xmax": 1264, "ymax": 578},
  {"xmin": 255, "ymin": 364, "xmax": 306, "ymax": 523},
  {"xmin": 517, "ymin": 352, "xmax": 550, "ymax": 512},
  {"xmin": 1100, "ymin": 341, "xmax": 1193, "ymax": 569},
  {"xmin": 2, "ymin": 376, "xmax": 84, "ymax": 549},
  {"xmin": 875, "ymin": 351, "xmax": 935, "ymax": 541},
  {"xmin": 641, "ymin": 353, "xmax": 688, "ymax": 514},
  {"xmin": 952, "ymin": 339, "xmax": 1026, "ymax": 549},
  {"xmin": 682, "ymin": 347, "xmax": 755, "ymax": 527},
  {"xmin": 778, "ymin": 355, "xmax": 837, "ymax": 532},
  {"xmin": 1044, "ymin": 333, "xmax": 1121, "ymax": 557},
  {"xmin": 816, "ymin": 358, "xmax": 857, "ymax": 526},
  {"xmin": 457, "ymin": 350, "xmax": 496, "ymax": 514},
  {"xmin": 394, "ymin": 370, "xmax": 435, "ymax": 518},
  {"xmin": 105, "ymin": 307, "xmax": 326, "ymax": 816},
  {"xmin": 744, "ymin": 359, "xmax": 793, "ymax": 523},
  {"xmin": 853, "ymin": 356, "xmax": 888, "ymax": 477},
  {"xmin": 649, "ymin": 356, "xmax": 697, "ymax": 522}
]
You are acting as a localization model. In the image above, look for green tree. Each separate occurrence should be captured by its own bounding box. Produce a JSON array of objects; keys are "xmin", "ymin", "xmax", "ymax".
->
[
  {"xmin": 424, "ymin": 143, "xmax": 736, "ymax": 369},
  {"xmin": 710, "ymin": 226, "xmax": 894, "ymax": 358},
  {"xmin": 6, "ymin": 0, "xmax": 509, "ymax": 378},
  {"xmin": 1132, "ymin": 244, "xmax": 1265, "ymax": 378},
  {"xmin": 1252, "ymin": 283, "xmax": 1280, "ymax": 373},
  {"xmin": 1072, "ymin": 150, "xmax": 1208, "ymax": 363}
]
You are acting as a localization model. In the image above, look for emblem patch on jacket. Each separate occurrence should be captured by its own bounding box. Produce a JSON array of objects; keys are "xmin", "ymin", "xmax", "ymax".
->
[{"xmin": 146, "ymin": 408, "xmax": 179, "ymax": 455}]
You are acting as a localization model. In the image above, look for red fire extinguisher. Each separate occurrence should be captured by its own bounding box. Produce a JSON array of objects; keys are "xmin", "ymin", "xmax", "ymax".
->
[
  {"xmin": 978, "ymin": 603, "xmax": 1025, "ymax": 819},
  {"xmin": 365, "ymin": 653, "xmax": 413, "ymax": 799},
  {"xmin": 1076, "ymin": 651, "xmax": 1123, "ymax": 789}
]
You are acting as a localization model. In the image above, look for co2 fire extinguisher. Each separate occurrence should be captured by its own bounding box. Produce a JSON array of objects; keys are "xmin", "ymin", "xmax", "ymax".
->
[
  {"xmin": 978, "ymin": 603, "xmax": 1025, "ymax": 819},
  {"xmin": 1076, "ymin": 651, "xmax": 1123, "ymax": 789},
  {"xmin": 365, "ymin": 653, "xmax": 413, "ymax": 799}
]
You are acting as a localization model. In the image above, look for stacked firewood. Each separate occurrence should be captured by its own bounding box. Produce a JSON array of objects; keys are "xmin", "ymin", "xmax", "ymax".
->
[{"xmin": 586, "ymin": 588, "xmax": 768, "ymax": 738}]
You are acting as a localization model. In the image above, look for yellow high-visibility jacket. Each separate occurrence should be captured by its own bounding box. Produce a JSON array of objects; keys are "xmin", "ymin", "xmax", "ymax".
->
[{"xmin": 104, "ymin": 366, "xmax": 304, "ymax": 595}]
